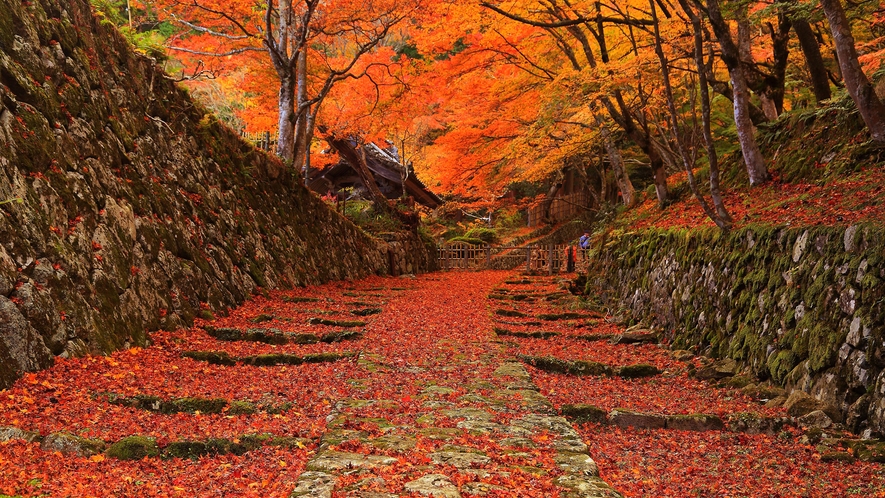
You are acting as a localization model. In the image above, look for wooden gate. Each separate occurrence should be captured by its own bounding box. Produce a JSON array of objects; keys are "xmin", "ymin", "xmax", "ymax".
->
[{"xmin": 438, "ymin": 242, "xmax": 590, "ymax": 274}]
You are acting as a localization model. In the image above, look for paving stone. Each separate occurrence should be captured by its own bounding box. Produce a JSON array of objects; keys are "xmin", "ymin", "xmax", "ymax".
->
[
  {"xmin": 403, "ymin": 474, "xmax": 461, "ymax": 497},
  {"xmin": 0, "ymin": 426, "xmax": 41, "ymax": 443},
  {"xmin": 320, "ymin": 429, "xmax": 369, "ymax": 448},
  {"xmin": 555, "ymin": 474, "xmax": 623, "ymax": 498},
  {"xmin": 429, "ymin": 450, "xmax": 491, "ymax": 468},
  {"xmin": 500, "ymin": 437, "xmax": 536, "ymax": 449},
  {"xmin": 499, "ymin": 389, "xmax": 553, "ymax": 412},
  {"xmin": 423, "ymin": 400, "xmax": 455, "ymax": 410},
  {"xmin": 493, "ymin": 362, "xmax": 531, "ymax": 380},
  {"xmin": 456, "ymin": 420, "xmax": 508, "ymax": 434},
  {"xmin": 418, "ymin": 427, "xmax": 462, "ymax": 441},
  {"xmin": 555, "ymin": 452, "xmax": 599, "ymax": 477},
  {"xmin": 291, "ymin": 471, "xmax": 337, "ymax": 497},
  {"xmin": 40, "ymin": 432, "xmax": 105, "ymax": 457},
  {"xmin": 368, "ymin": 434, "xmax": 417, "ymax": 452},
  {"xmin": 442, "ymin": 407, "xmax": 494, "ymax": 422},
  {"xmin": 307, "ymin": 451, "xmax": 398, "ymax": 472},
  {"xmin": 422, "ymin": 386, "xmax": 455, "ymax": 396},
  {"xmin": 552, "ymin": 437, "xmax": 589, "ymax": 454},
  {"xmin": 461, "ymin": 482, "xmax": 507, "ymax": 495}
]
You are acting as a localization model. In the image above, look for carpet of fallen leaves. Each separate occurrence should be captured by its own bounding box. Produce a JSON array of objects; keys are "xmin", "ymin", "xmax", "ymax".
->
[
  {"xmin": 627, "ymin": 168, "xmax": 885, "ymax": 229},
  {"xmin": 580, "ymin": 423, "xmax": 885, "ymax": 497},
  {"xmin": 493, "ymin": 274, "xmax": 885, "ymax": 497},
  {"xmin": 2, "ymin": 271, "xmax": 884, "ymax": 496}
]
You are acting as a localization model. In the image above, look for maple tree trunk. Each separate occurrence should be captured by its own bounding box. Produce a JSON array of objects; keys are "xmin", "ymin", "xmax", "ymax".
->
[
  {"xmin": 681, "ymin": 0, "xmax": 732, "ymax": 227},
  {"xmin": 293, "ymin": 49, "xmax": 310, "ymax": 174},
  {"xmin": 792, "ymin": 18, "xmax": 832, "ymax": 104},
  {"xmin": 819, "ymin": 0, "xmax": 885, "ymax": 142},
  {"xmin": 541, "ymin": 171, "xmax": 564, "ymax": 224},
  {"xmin": 657, "ymin": 0, "xmax": 731, "ymax": 230},
  {"xmin": 593, "ymin": 110, "xmax": 636, "ymax": 209},
  {"xmin": 276, "ymin": 73, "xmax": 297, "ymax": 166},
  {"xmin": 706, "ymin": 0, "xmax": 770, "ymax": 185}
]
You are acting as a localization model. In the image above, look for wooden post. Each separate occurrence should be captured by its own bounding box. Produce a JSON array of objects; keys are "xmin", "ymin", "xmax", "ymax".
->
[
  {"xmin": 548, "ymin": 242, "xmax": 554, "ymax": 275},
  {"xmin": 485, "ymin": 245, "xmax": 491, "ymax": 268},
  {"xmin": 525, "ymin": 246, "xmax": 532, "ymax": 273}
]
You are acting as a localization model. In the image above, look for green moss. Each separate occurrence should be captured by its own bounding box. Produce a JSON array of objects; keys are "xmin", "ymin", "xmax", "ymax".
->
[
  {"xmin": 307, "ymin": 318, "xmax": 366, "ymax": 327},
  {"xmin": 250, "ymin": 313, "xmax": 274, "ymax": 323},
  {"xmin": 350, "ymin": 307, "xmax": 382, "ymax": 317},
  {"xmin": 320, "ymin": 330, "xmax": 363, "ymax": 343},
  {"xmin": 107, "ymin": 436, "xmax": 160, "ymax": 460},
  {"xmin": 494, "ymin": 309, "xmax": 526, "ymax": 318},
  {"xmin": 617, "ymin": 364, "xmax": 661, "ymax": 378},
  {"xmin": 168, "ymin": 397, "xmax": 228, "ymax": 414},
  {"xmin": 226, "ymin": 400, "xmax": 256, "ymax": 415},
  {"xmin": 181, "ymin": 351, "xmax": 236, "ymax": 366},
  {"xmin": 517, "ymin": 355, "xmax": 612, "ymax": 376},
  {"xmin": 767, "ymin": 350, "xmax": 799, "ymax": 384}
]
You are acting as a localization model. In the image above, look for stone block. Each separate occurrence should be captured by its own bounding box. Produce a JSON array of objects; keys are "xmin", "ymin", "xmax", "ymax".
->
[
  {"xmin": 666, "ymin": 414, "xmax": 725, "ymax": 432},
  {"xmin": 608, "ymin": 409, "xmax": 667, "ymax": 430}
]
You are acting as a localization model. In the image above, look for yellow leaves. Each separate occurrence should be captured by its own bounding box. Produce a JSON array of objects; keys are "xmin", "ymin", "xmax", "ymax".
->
[
  {"xmin": 128, "ymin": 347, "xmax": 142, "ymax": 355},
  {"xmin": 89, "ymin": 454, "xmax": 105, "ymax": 463}
]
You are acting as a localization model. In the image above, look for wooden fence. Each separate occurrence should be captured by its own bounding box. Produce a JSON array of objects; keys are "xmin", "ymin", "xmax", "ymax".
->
[
  {"xmin": 242, "ymin": 131, "xmax": 278, "ymax": 151},
  {"xmin": 527, "ymin": 192, "xmax": 590, "ymax": 227},
  {"xmin": 438, "ymin": 242, "xmax": 590, "ymax": 274}
]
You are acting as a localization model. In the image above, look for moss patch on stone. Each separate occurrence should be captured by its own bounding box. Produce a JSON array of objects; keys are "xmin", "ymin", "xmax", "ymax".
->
[
  {"xmin": 495, "ymin": 309, "xmax": 527, "ymax": 318},
  {"xmin": 182, "ymin": 350, "xmax": 356, "ymax": 366},
  {"xmin": 494, "ymin": 328, "xmax": 559, "ymax": 339},
  {"xmin": 106, "ymin": 436, "xmax": 160, "ymax": 460},
  {"xmin": 617, "ymin": 364, "xmax": 662, "ymax": 379},
  {"xmin": 308, "ymin": 318, "xmax": 367, "ymax": 327},
  {"xmin": 350, "ymin": 308, "xmax": 382, "ymax": 317}
]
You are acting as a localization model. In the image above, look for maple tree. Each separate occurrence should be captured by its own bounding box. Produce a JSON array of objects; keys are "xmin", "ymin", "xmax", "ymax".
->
[
  {"xmin": 150, "ymin": 0, "xmax": 421, "ymax": 174},
  {"xmin": 130, "ymin": 0, "xmax": 885, "ymax": 226}
]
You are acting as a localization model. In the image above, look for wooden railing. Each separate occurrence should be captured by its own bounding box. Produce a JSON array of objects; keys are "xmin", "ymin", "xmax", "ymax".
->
[
  {"xmin": 242, "ymin": 131, "xmax": 278, "ymax": 151},
  {"xmin": 438, "ymin": 242, "xmax": 590, "ymax": 274}
]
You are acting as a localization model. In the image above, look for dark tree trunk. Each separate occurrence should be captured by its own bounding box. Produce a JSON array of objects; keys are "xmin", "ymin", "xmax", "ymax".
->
[
  {"xmin": 792, "ymin": 18, "xmax": 832, "ymax": 103},
  {"xmin": 819, "ymin": 0, "xmax": 885, "ymax": 142},
  {"xmin": 706, "ymin": 0, "xmax": 770, "ymax": 185},
  {"xmin": 593, "ymin": 108, "xmax": 637, "ymax": 208},
  {"xmin": 659, "ymin": 0, "xmax": 732, "ymax": 229}
]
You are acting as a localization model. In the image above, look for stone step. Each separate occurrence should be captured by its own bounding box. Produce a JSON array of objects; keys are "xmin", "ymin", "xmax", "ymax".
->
[
  {"xmin": 0, "ymin": 426, "xmax": 310, "ymax": 460},
  {"xmin": 518, "ymin": 355, "xmax": 662, "ymax": 378},
  {"xmin": 181, "ymin": 350, "xmax": 357, "ymax": 366}
]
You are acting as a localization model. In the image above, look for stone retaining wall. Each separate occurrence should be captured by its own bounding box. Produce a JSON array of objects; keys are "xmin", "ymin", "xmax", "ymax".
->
[
  {"xmin": 587, "ymin": 225, "xmax": 885, "ymax": 435},
  {"xmin": 0, "ymin": 0, "xmax": 434, "ymax": 388}
]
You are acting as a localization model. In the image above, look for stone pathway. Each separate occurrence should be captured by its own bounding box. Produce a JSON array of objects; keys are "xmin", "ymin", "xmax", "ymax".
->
[
  {"xmin": 291, "ymin": 360, "xmax": 619, "ymax": 497},
  {"xmin": 287, "ymin": 272, "xmax": 621, "ymax": 497}
]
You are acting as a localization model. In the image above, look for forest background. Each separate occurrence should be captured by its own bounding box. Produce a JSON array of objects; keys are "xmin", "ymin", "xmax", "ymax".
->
[{"xmin": 93, "ymin": 0, "xmax": 885, "ymax": 234}]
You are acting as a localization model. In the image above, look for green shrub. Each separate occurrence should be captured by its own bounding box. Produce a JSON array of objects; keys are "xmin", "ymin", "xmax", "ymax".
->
[{"xmin": 464, "ymin": 227, "xmax": 498, "ymax": 243}]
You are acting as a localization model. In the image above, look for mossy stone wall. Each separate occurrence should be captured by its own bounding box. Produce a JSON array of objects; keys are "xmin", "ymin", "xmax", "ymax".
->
[
  {"xmin": 0, "ymin": 0, "xmax": 434, "ymax": 388},
  {"xmin": 588, "ymin": 225, "xmax": 885, "ymax": 435}
]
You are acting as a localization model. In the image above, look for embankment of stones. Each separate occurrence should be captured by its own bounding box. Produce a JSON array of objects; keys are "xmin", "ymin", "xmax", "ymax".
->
[
  {"xmin": 0, "ymin": 0, "xmax": 435, "ymax": 388},
  {"xmin": 587, "ymin": 225, "xmax": 884, "ymax": 435}
]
